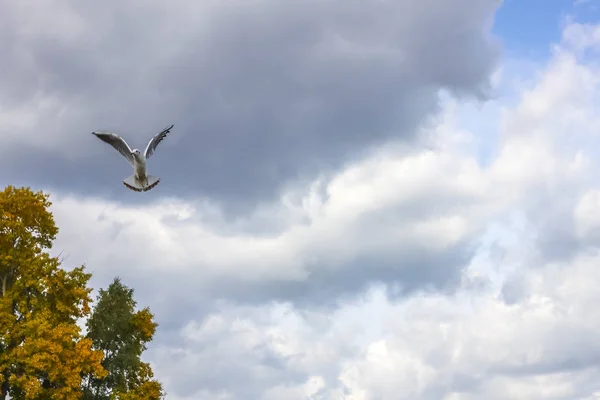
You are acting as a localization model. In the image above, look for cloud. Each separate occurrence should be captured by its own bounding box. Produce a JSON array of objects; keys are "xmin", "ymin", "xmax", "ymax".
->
[
  {"xmin": 152, "ymin": 247, "xmax": 600, "ymax": 400},
  {"xmin": 148, "ymin": 213, "xmax": 600, "ymax": 399},
  {"xmin": 0, "ymin": 0, "xmax": 501, "ymax": 207},
  {"xmin": 125, "ymin": 20, "xmax": 600, "ymax": 399},
  {"xmin": 48, "ymin": 102, "xmax": 506, "ymax": 315},
  {"xmin": 7, "ymin": 1, "xmax": 600, "ymax": 399}
]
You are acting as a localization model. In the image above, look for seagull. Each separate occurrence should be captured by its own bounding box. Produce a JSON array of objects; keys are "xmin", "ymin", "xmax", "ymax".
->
[{"xmin": 92, "ymin": 124, "xmax": 174, "ymax": 192}]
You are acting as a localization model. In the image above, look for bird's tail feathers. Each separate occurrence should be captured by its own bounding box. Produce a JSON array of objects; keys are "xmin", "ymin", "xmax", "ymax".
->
[{"xmin": 123, "ymin": 174, "xmax": 160, "ymax": 192}]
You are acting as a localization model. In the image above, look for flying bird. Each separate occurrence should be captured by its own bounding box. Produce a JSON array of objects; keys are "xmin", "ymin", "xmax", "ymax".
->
[{"xmin": 92, "ymin": 124, "xmax": 174, "ymax": 192}]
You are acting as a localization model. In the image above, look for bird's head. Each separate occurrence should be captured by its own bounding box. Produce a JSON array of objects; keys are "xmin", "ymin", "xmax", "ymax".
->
[{"xmin": 131, "ymin": 149, "xmax": 141, "ymax": 157}]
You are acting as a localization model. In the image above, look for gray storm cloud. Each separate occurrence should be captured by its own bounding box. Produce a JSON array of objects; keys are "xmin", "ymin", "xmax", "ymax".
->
[{"xmin": 0, "ymin": 0, "xmax": 501, "ymax": 209}]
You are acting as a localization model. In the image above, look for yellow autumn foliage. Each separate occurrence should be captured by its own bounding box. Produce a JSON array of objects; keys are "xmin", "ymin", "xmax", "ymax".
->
[
  {"xmin": 0, "ymin": 186, "xmax": 107, "ymax": 399},
  {"xmin": 131, "ymin": 308, "xmax": 158, "ymax": 344},
  {"xmin": 110, "ymin": 362, "xmax": 163, "ymax": 400}
]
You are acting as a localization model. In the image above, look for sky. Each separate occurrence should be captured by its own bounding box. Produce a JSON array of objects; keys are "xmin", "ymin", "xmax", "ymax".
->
[{"xmin": 4, "ymin": 0, "xmax": 600, "ymax": 399}]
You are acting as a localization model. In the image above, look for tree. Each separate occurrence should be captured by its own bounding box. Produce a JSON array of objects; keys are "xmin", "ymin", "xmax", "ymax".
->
[
  {"xmin": 0, "ymin": 185, "xmax": 106, "ymax": 399},
  {"xmin": 84, "ymin": 278, "xmax": 164, "ymax": 400}
]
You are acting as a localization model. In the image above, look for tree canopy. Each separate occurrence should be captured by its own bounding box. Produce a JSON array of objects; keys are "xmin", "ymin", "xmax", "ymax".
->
[
  {"xmin": 84, "ymin": 278, "xmax": 164, "ymax": 400},
  {"xmin": 0, "ymin": 186, "xmax": 106, "ymax": 399},
  {"xmin": 0, "ymin": 186, "xmax": 163, "ymax": 400}
]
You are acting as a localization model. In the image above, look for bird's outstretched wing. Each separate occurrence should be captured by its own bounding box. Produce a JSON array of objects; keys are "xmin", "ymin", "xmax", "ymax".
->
[
  {"xmin": 144, "ymin": 124, "xmax": 174, "ymax": 160},
  {"xmin": 92, "ymin": 132, "xmax": 135, "ymax": 166}
]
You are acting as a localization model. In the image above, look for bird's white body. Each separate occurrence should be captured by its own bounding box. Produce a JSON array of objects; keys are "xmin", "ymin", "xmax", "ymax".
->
[
  {"xmin": 123, "ymin": 151, "xmax": 159, "ymax": 192},
  {"xmin": 133, "ymin": 152, "xmax": 146, "ymax": 178},
  {"xmin": 91, "ymin": 125, "xmax": 173, "ymax": 192}
]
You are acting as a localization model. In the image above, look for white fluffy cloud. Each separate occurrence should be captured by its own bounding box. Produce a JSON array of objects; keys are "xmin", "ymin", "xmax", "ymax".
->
[
  {"xmin": 41, "ymin": 18, "xmax": 600, "ymax": 400},
  {"xmin": 48, "ymin": 105, "xmax": 503, "ymax": 304}
]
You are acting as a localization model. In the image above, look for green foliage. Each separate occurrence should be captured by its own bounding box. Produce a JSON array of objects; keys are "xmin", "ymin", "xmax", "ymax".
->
[{"xmin": 84, "ymin": 278, "xmax": 164, "ymax": 400}]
